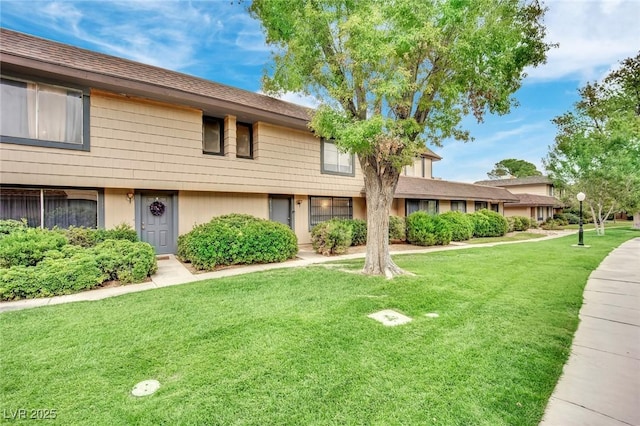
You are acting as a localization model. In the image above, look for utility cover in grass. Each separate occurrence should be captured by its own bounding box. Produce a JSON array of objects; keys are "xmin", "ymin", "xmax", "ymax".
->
[
  {"xmin": 131, "ymin": 380, "xmax": 160, "ymax": 397},
  {"xmin": 368, "ymin": 309, "xmax": 412, "ymax": 326}
]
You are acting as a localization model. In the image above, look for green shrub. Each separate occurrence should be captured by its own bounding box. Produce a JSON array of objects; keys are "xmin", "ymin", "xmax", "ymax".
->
[
  {"xmin": 439, "ymin": 211, "xmax": 473, "ymax": 241},
  {"xmin": 511, "ymin": 216, "xmax": 532, "ymax": 231},
  {"xmin": 0, "ymin": 219, "xmax": 28, "ymax": 236},
  {"xmin": 96, "ymin": 223, "xmax": 139, "ymax": 243},
  {"xmin": 470, "ymin": 209, "xmax": 509, "ymax": 237},
  {"xmin": 64, "ymin": 223, "xmax": 138, "ymax": 248},
  {"xmin": 0, "ymin": 228, "xmax": 67, "ymax": 267},
  {"xmin": 406, "ymin": 212, "xmax": 452, "ymax": 246},
  {"xmin": 0, "ymin": 253, "xmax": 103, "ymax": 301},
  {"xmin": 389, "ymin": 216, "xmax": 406, "ymax": 242},
  {"xmin": 541, "ymin": 219, "xmax": 560, "ymax": 230},
  {"xmin": 344, "ymin": 219, "xmax": 367, "ymax": 246},
  {"xmin": 178, "ymin": 214, "xmax": 298, "ymax": 269},
  {"xmin": 506, "ymin": 216, "xmax": 516, "ymax": 233},
  {"xmin": 311, "ymin": 220, "xmax": 352, "ymax": 255},
  {"xmin": 552, "ymin": 214, "xmax": 569, "ymax": 226},
  {"xmin": 563, "ymin": 212, "xmax": 581, "ymax": 224},
  {"xmin": 92, "ymin": 240, "xmax": 157, "ymax": 283}
]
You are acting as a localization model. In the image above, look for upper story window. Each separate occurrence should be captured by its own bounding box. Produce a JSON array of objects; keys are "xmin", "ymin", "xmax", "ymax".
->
[
  {"xmin": 321, "ymin": 139, "xmax": 354, "ymax": 176},
  {"xmin": 450, "ymin": 200, "xmax": 466, "ymax": 212},
  {"xmin": 404, "ymin": 158, "xmax": 425, "ymax": 177},
  {"xmin": 236, "ymin": 123, "xmax": 253, "ymax": 159},
  {"xmin": 406, "ymin": 199, "xmax": 438, "ymax": 216},
  {"xmin": 203, "ymin": 116, "xmax": 224, "ymax": 155},
  {"xmin": 0, "ymin": 76, "xmax": 89, "ymax": 151},
  {"xmin": 548, "ymin": 185, "xmax": 554, "ymax": 196}
]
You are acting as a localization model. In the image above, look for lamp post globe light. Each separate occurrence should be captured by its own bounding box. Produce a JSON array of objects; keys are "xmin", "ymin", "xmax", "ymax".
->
[{"xmin": 577, "ymin": 192, "xmax": 586, "ymax": 246}]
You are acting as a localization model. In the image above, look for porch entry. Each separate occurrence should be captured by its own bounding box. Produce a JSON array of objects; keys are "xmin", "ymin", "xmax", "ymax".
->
[
  {"xmin": 269, "ymin": 195, "xmax": 293, "ymax": 229},
  {"xmin": 139, "ymin": 192, "xmax": 176, "ymax": 254}
]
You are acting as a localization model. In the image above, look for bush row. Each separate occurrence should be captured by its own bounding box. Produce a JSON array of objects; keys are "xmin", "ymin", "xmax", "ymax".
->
[
  {"xmin": 177, "ymin": 214, "xmax": 298, "ymax": 270},
  {"xmin": 506, "ymin": 216, "xmax": 533, "ymax": 232},
  {"xmin": 0, "ymin": 222, "xmax": 156, "ymax": 301}
]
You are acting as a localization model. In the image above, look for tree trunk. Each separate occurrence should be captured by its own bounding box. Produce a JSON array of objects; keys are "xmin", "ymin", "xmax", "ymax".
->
[
  {"xmin": 360, "ymin": 155, "xmax": 405, "ymax": 277},
  {"xmin": 634, "ymin": 212, "xmax": 640, "ymax": 229}
]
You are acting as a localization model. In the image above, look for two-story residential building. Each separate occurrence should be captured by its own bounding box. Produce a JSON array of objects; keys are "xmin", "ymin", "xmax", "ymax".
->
[
  {"xmin": 0, "ymin": 29, "xmax": 518, "ymax": 254},
  {"xmin": 474, "ymin": 176, "xmax": 563, "ymax": 222}
]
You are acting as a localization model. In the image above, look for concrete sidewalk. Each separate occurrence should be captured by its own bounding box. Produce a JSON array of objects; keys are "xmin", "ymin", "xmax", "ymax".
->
[{"xmin": 540, "ymin": 237, "xmax": 640, "ymax": 426}]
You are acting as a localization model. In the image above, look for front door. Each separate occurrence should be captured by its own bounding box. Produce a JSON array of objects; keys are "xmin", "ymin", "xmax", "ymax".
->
[
  {"xmin": 269, "ymin": 196, "xmax": 292, "ymax": 228},
  {"xmin": 140, "ymin": 193, "xmax": 174, "ymax": 254}
]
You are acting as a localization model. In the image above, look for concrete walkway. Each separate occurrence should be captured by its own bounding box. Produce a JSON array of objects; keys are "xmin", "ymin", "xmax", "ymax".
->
[{"xmin": 540, "ymin": 237, "xmax": 640, "ymax": 426}]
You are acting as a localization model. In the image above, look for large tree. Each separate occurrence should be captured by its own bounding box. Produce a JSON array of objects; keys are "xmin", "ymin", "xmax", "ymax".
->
[
  {"xmin": 250, "ymin": 0, "xmax": 552, "ymax": 276},
  {"xmin": 487, "ymin": 158, "xmax": 542, "ymax": 179},
  {"xmin": 545, "ymin": 52, "xmax": 640, "ymax": 234}
]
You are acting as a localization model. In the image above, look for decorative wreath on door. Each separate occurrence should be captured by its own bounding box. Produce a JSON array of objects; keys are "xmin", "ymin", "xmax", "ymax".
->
[{"xmin": 149, "ymin": 200, "xmax": 166, "ymax": 216}]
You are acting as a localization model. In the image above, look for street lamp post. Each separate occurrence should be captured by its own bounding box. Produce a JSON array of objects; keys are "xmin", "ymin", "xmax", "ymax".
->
[{"xmin": 577, "ymin": 192, "xmax": 585, "ymax": 246}]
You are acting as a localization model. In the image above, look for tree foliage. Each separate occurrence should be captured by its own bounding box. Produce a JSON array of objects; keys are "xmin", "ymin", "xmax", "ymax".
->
[
  {"xmin": 544, "ymin": 52, "xmax": 640, "ymax": 233},
  {"xmin": 487, "ymin": 158, "xmax": 542, "ymax": 179},
  {"xmin": 250, "ymin": 0, "xmax": 552, "ymax": 275}
]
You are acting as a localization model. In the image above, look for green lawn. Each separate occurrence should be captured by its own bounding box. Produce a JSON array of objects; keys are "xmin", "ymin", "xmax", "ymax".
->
[
  {"xmin": 1, "ymin": 228, "xmax": 638, "ymax": 425},
  {"xmin": 465, "ymin": 232, "xmax": 547, "ymax": 244}
]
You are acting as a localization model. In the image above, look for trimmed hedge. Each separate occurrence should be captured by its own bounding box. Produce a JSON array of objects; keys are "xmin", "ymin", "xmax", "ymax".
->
[
  {"xmin": 0, "ymin": 223, "xmax": 157, "ymax": 301},
  {"xmin": 64, "ymin": 223, "xmax": 138, "ymax": 248},
  {"xmin": 0, "ymin": 228, "xmax": 67, "ymax": 268},
  {"xmin": 311, "ymin": 220, "xmax": 352, "ymax": 255},
  {"xmin": 389, "ymin": 216, "xmax": 406, "ymax": 242},
  {"xmin": 470, "ymin": 209, "xmax": 509, "ymax": 237},
  {"xmin": 177, "ymin": 214, "xmax": 298, "ymax": 270},
  {"xmin": 439, "ymin": 211, "xmax": 473, "ymax": 241},
  {"xmin": 92, "ymin": 239, "xmax": 157, "ymax": 283},
  {"xmin": 406, "ymin": 212, "xmax": 452, "ymax": 246}
]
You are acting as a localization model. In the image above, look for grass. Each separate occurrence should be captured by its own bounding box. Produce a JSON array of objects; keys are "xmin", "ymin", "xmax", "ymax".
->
[
  {"xmin": 465, "ymin": 232, "xmax": 547, "ymax": 244},
  {"xmin": 1, "ymin": 228, "xmax": 638, "ymax": 425}
]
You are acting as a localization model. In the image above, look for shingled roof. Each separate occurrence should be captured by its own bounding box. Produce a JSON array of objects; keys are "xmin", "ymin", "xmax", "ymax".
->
[
  {"xmin": 395, "ymin": 176, "xmax": 519, "ymax": 202},
  {"xmin": 505, "ymin": 193, "xmax": 563, "ymax": 207},
  {"xmin": 474, "ymin": 176, "xmax": 553, "ymax": 187},
  {"xmin": 0, "ymin": 28, "xmax": 312, "ymax": 129}
]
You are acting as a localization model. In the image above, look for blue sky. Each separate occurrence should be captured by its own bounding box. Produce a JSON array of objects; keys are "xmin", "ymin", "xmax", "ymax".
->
[{"xmin": 1, "ymin": 0, "xmax": 638, "ymax": 182}]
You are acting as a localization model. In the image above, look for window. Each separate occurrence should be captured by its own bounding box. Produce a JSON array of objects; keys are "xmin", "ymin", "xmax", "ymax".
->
[
  {"xmin": 321, "ymin": 139, "xmax": 354, "ymax": 176},
  {"xmin": 203, "ymin": 116, "xmax": 224, "ymax": 155},
  {"xmin": 0, "ymin": 187, "xmax": 100, "ymax": 229},
  {"xmin": 1, "ymin": 76, "xmax": 88, "ymax": 150},
  {"xmin": 406, "ymin": 199, "xmax": 438, "ymax": 215},
  {"xmin": 450, "ymin": 200, "xmax": 466, "ymax": 212},
  {"xmin": 309, "ymin": 196, "xmax": 353, "ymax": 228},
  {"xmin": 475, "ymin": 201, "xmax": 488, "ymax": 211},
  {"xmin": 404, "ymin": 158, "xmax": 425, "ymax": 177},
  {"xmin": 490, "ymin": 203, "xmax": 499, "ymax": 212},
  {"xmin": 236, "ymin": 123, "xmax": 253, "ymax": 158}
]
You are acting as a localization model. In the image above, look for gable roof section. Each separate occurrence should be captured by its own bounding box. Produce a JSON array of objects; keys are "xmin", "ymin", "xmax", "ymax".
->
[
  {"xmin": 474, "ymin": 176, "xmax": 553, "ymax": 187},
  {"xmin": 505, "ymin": 193, "xmax": 563, "ymax": 207},
  {"xmin": 0, "ymin": 28, "xmax": 311, "ymax": 129},
  {"xmin": 395, "ymin": 176, "xmax": 519, "ymax": 202}
]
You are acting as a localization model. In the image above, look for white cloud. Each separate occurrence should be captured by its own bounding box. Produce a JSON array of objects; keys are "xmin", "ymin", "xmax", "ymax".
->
[
  {"xmin": 257, "ymin": 91, "xmax": 320, "ymax": 109},
  {"xmin": 526, "ymin": 0, "xmax": 640, "ymax": 82}
]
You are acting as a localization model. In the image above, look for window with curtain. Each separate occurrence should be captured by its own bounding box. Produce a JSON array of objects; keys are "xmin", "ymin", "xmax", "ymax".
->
[
  {"xmin": 236, "ymin": 123, "xmax": 253, "ymax": 158},
  {"xmin": 475, "ymin": 201, "xmax": 488, "ymax": 211},
  {"xmin": 0, "ymin": 77, "xmax": 84, "ymax": 146},
  {"xmin": 309, "ymin": 196, "xmax": 353, "ymax": 228},
  {"xmin": 406, "ymin": 199, "xmax": 438, "ymax": 215},
  {"xmin": 321, "ymin": 139, "xmax": 354, "ymax": 176},
  {"xmin": 0, "ymin": 187, "xmax": 98, "ymax": 229},
  {"xmin": 203, "ymin": 117, "xmax": 224, "ymax": 155},
  {"xmin": 450, "ymin": 200, "xmax": 466, "ymax": 212}
]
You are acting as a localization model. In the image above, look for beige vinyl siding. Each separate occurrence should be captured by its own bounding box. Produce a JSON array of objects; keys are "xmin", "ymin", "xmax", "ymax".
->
[
  {"xmin": 424, "ymin": 158, "xmax": 433, "ymax": 179},
  {"xmin": 178, "ymin": 191, "xmax": 268, "ymax": 233},
  {"xmin": 1, "ymin": 91, "xmax": 364, "ymax": 197},
  {"xmin": 504, "ymin": 206, "xmax": 532, "ymax": 217},
  {"xmin": 104, "ymin": 188, "xmax": 135, "ymax": 228},
  {"xmin": 504, "ymin": 184, "xmax": 552, "ymax": 196}
]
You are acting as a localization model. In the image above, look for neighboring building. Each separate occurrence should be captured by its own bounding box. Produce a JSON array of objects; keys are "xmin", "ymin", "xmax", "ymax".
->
[
  {"xmin": 474, "ymin": 176, "xmax": 563, "ymax": 222},
  {"xmin": 0, "ymin": 29, "xmax": 517, "ymax": 254}
]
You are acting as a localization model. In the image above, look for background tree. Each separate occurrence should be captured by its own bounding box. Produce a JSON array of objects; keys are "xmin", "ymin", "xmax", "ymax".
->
[
  {"xmin": 545, "ymin": 52, "xmax": 640, "ymax": 233},
  {"xmin": 487, "ymin": 158, "xmax": 542, "ymax": 179},
  {"xmin": 250, "ymin": 0, "xmax": 552, "ymax": 276}
]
